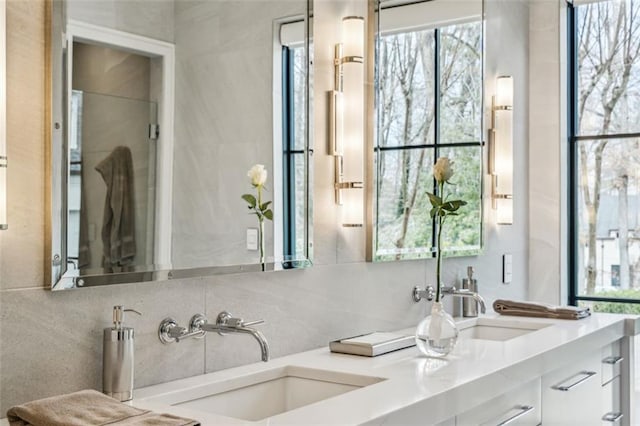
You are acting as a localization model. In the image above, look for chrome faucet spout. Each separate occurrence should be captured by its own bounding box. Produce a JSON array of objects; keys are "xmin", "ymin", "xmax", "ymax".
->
[
  {"xmin": 158, "ymin": 311, "xmax": 270, "ymax": 362},
  {"xmin": 200, "ymin": 322, "xmax": 270, "ymax": 362},
  {"xmin": 234, "ymin": 327, "xmax": 270, "ymax": 362},
  {"xmin": 413, "ymin": 285, "xmax": 486, "ymax": 314},
  {"xmin": 454, "ymin": 289, "xmax": 486, "ymax": 314},
  {"xmin": 441, "ymin": 287, "xmax": 486, "ymax": 314}
]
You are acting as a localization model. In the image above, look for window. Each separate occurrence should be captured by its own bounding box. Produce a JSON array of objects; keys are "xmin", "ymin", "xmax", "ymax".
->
[
  {"xmin": 374, "ymin": 17, "xmax": 483, "ymax": 261},
  {"xmin": 569, "ymin": 0, "xmax": 640, "ymax": 312},
  {"xmin": 282, "ymin": 45, "xmax": 307, "ymax": 264},
  {"xmin": 279, "ymin": 14, "xmax": 311, "ymax": 268}
]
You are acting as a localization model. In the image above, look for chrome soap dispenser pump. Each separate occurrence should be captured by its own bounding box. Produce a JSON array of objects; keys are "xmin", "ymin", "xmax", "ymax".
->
[
  {"xmin": 462, "ymin": 266, "xmax": 479, "ymax": 317},
  {"xmin": 103, "ymin": 305, "xmax": 141, "ymax": 402}
]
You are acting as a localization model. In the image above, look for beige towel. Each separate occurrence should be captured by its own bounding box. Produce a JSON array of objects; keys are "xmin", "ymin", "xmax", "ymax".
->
[
  {"xmin": 493, "ymin": 299, "xmax": 591, "ymax": 320},
  {"xmin": 95, "ymin": 146, "xmax": 136, "ymax": 269},
  {"xmin": 6, "ymin": 390, "xmax": 199, "ymax": 426},
  {"xmin": 78, "ymin": 157, "xmax": 91, "ymax": 269}
]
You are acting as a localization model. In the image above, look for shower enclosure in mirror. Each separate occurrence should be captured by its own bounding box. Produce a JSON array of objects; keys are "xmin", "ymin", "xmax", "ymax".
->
[
  {"xmin": 68, "ymin": 88, "xmax": 158, "ymax": 273},
  {"xmin": 371, "ymin": 0, "xmax": 484, "ymax": 262},
  {"xmin": 50, "ymin": 0, "xmax": 313, "ymax": 289}
]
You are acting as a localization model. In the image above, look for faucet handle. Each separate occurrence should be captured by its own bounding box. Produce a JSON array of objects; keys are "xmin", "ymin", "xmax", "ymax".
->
[
  {"xmin": 413, "ymin": 286, "xmax": 435, "ymax": 302},
  {"xmin": 216, "ymin": 311, "xmax": 264, "ymax": 328},
  {"xmin": 225, "ymin": 317, "xmax": 244, "ymax": 327}
]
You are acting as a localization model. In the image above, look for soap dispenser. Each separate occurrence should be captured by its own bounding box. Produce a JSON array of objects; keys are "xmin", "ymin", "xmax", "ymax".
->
[
  {"xmin": 103, "ymin": 305, "xmax": 141, "ymax": 402},
  {"xmin": 462, "ymin": 266, "xmax": 478, "ymax": 317}
]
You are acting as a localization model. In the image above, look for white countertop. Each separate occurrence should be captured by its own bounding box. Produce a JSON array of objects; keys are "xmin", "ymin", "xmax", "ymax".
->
[{"xmin": 131, "ymin": 313, "xmax": 640, "ymax": 425}]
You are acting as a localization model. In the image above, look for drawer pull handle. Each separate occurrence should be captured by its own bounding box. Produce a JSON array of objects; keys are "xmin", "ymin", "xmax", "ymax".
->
[
  {"xmin": 602, "ymin": 411, "xmax": 623, "ymax": 423},
  {"xmin": 551, "ymin": 370, "xmax": 597, "ymax": 391},
  {"xmin": 602, "ymin": 356, "xmax": 623, "ymax": 365},
  {"xmin": 481, "ymin": 405, "xmax": 534, "ymax": 426}
]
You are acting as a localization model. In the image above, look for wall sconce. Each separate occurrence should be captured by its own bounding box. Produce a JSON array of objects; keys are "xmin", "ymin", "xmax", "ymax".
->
[
  {"xmin": 489, "ymin": 76, "xmax": 513, "ymax": 225},
  {"xmin": 0, "ymin": 0, "xmax": 6, "ymax": 231},
  {"xmin": 330, "ymin": 16, "xmax": 364, "ymax": 213}
]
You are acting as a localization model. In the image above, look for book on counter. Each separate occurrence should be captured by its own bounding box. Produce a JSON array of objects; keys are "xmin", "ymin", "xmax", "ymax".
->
[{"xmin": 329, "ymin": 332, "xmax": 416, "ymax": 357}]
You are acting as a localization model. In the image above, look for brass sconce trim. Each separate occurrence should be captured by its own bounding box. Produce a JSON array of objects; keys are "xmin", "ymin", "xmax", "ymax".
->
[{"xmin": 329, "ymin": 17, "xmax": 364, "ymax": 207}]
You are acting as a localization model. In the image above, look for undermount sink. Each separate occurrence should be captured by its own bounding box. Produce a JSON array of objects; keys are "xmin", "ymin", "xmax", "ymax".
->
[
  {"xmin": 143, "ymin": 366, "xmax": 385, "ymax": 422},
  {"xmin": 458, "ymin": 317, "xmax": 551, "ymax": 341}
]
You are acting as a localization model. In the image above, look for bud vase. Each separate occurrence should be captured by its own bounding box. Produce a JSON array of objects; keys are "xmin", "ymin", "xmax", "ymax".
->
[
  {"xmin": 259, "ymin": 220, "xmax": 265, "ymax": 271},
  {"xmin": 415, "ymin": 301, "xmax": 458, "ymax": 357}
]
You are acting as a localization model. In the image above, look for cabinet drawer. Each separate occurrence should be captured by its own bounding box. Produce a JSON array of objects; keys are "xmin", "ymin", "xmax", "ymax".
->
[
  {"xmin": 542, "ymin": 351, "xmax": 602, "ymax": 424},
  {"xmin": 601, "ymin": 340, "xmax": 623, "ymax": 385},
  {"xmin": 602, "ymin": 376, "xmax": 622, "ymax": 424},
  {"xmin": 456, "ymin": 378, "xmax": 541, "ymax": 426}
]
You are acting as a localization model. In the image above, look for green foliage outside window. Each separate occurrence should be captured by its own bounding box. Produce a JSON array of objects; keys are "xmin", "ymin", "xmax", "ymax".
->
[
  {"xmin": 585, "ymin": 289, "xmax": 640, "ymax": 314},
  {"xmin": 374, "ymin": 20, "xmax": 483, "ymax": 261}
]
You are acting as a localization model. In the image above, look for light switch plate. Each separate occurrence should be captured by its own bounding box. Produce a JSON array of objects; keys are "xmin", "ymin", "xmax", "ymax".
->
[
  {"xmin": 503, "ymin": 253, "xmax": 513, "ymax": 284},
  {"xmin": 246, "ymin": 228, "xmax": 258, "ymax": 250}
]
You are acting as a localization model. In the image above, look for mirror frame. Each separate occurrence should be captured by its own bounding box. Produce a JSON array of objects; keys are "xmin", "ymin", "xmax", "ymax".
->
[{"xmin": 49, "ymin": 0, "xmax": 314, "ymax": 290}]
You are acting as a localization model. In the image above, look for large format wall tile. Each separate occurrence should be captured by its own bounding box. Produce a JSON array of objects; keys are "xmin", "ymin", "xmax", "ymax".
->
[
  {"xmin": 67, "ymin": 0, "xmax": 175, "ymax": 43},
  {"xmin": 528, "ymin": 0, "xmax": 563, "ymax": 305},
  {"xmin": 1, "ymin": 0, "xmax": 46, "ymax": 290},
  {"xmin": 203, "ymin": 261, "xmax": 427, "ymax": 373},
  {"xmin": 0, "ymin": 279, "xmax": 206, "ymax": 413}
]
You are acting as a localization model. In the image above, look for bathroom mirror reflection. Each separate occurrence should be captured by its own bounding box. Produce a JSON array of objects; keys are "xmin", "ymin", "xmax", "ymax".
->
[
  {"xmin": 372, "ymin": 0, "xmax": 484, "ymax": 262},
  {"xmin": 50, "ymin": 0, "xmax": 312, "ymax": 289}
]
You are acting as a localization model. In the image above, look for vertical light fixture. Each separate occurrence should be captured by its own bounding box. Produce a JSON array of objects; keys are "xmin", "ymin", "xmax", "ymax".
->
[
  {"xmin": 0, "ymin": 0, "xmax": 6, "ymax": 230},
  {"xmin": 489, "ymin": 76, "xmax": 513, "ymax": 225},
  {"xmin": 330, "ymin": 16, "xmax": 364, "ymax": 221}
]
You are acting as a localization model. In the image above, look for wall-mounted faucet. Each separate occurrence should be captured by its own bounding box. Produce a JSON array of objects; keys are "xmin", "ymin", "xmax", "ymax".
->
[
  {"xmin": 158, "ymin": 311, "xmax": 270, "ymax": 362},
  {"xmin": 413, "ymin": 285, "xmax": 487, "ymax": 315}
]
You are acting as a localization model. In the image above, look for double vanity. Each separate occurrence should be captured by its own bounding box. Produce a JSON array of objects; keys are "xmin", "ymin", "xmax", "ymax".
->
[{"xmin": 132, "ymin": 314, "xmax": 640, "ymax": 425}]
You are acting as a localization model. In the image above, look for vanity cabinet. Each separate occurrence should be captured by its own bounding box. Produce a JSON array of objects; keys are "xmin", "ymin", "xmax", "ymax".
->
[
  {"xmin": 435, "ymin": 341, "xmax": 624, "ymax": 426},
  {"xmin": 389, "ymin": 342, "xmax": 625, "ymax": 426},
  {"xmin": 455, "ymin": 378, "xmax": 541, "ymax": 425},
  {"xmin": 541, "ymin": 341, "xmax": 623, "ymax": 425}
]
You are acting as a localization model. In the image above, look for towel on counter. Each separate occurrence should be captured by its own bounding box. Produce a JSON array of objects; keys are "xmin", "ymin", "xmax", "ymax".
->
[
  {"xmin": 493, "ymin": 299, "xmax": 591, "ymax": 320},
  {"xmin": 95, "ymin": 145, "xmax": 136, "ymax": 269},
  {"xmin": 6, "ymin": 390, "xmax": 199, "ymax": 426}
]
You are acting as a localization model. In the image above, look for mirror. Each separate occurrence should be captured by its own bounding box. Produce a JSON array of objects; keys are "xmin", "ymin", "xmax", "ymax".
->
[
  {"xmin": 372, "ymin": 0, "xmax": 483, "ymax": 262},
  {"xmin": 50, "ymin": 0, "xmax": 313, "ymax": 289}
]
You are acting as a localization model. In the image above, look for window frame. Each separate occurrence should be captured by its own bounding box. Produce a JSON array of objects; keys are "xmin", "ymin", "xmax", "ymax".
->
[
  {"xmin": 373, "ymin": 20, "xmax": 484, "ymax": 261},
  {"xmin": 281, "ymin": 45, "xmax": 307, "ymax": 266},
  {"xmin": 568, "ymin": 0, "xmax": 640, "ymax": 306}
]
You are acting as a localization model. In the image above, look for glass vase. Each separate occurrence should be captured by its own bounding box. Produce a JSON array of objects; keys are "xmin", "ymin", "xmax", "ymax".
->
[
  {"xmin": 259, "ymin": 220, "xmax": 265, "ymax": 271},
  {"xmin": 415, "ymin": 301, "xmax": 458, "ymax": 357}
]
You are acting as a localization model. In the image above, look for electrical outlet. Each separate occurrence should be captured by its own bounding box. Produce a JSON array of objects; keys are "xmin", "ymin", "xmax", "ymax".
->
[
  {"xmin": 246, "ymin": 228, "xmax": 258, "ymax": 250},
  {"xmin": 503, "ymin": 254, "xmax": 513, "ymax": 284}
]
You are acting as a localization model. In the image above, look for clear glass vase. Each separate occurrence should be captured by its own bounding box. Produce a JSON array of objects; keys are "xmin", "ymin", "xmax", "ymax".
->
[
  {"xmin": 259, "ymin": 219, "xmax": 266, "ymax": 271},
  {"xmin": 415, "ymin": 301, "xmax": 458, "ymax": 357}
]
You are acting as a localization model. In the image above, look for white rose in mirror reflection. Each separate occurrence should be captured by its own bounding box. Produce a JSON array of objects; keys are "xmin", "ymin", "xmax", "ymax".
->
[
  {"xmin": 248, "ymin": 164, "xmax": 268, "ymax": 187},
  {"xmin": 242, "ymin": 164, "xmax": 273, "ymax": 271},
  {"xmin": 433, "ymin": 157, "xmax": 454, "ymax": 183}
]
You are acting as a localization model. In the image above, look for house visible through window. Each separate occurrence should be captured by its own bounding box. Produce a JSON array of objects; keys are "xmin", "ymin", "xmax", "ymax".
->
[{"xmin": 569, "ymin": 0, "xmax": 640, "ymax": 312}]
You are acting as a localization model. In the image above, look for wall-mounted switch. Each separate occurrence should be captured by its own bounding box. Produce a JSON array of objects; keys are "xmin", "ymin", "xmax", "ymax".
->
[
  {"xmin": 503, "ymin": 254, "xmax": 513, "ymax": 284},
  {"xmin": 246, "ymin": 228, "xmax": 258, "ymax": 250}
]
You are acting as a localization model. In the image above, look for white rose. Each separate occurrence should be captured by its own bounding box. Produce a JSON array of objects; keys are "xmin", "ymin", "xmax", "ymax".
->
[
  {"xmin": 433, "ymin": 157, "xmax": 454, "ymax": 183},
  {"xmin": 248, "ymin": 164, "xmax": 268, "ymax": 187}
]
